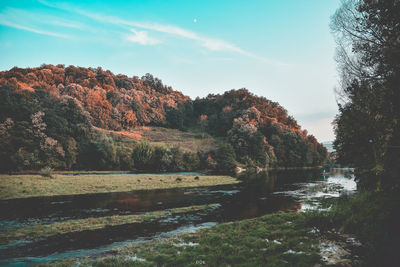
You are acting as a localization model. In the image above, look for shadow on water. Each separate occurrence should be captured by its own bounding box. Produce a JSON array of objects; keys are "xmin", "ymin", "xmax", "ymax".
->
[{"xmin": 0, "ymin": 169, "xmax": 355, "ymax": 266}]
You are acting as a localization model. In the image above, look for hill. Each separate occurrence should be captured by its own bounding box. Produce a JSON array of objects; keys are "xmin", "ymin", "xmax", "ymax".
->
[{"xmin": 0, "ymin": 65, "xmax": 327, "ymax": 172}]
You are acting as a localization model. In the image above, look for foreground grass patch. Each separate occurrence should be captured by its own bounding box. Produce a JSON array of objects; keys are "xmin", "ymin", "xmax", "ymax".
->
[
  {"xmin": 305, "ymin": 191, "xmax": 400, "ymax": 266},
  {"xmin": 0, "ymin": 174, "xmax": 238, "ymax": 199},
  {"xmin": 0, "ymin": 204, "xmax": 217, "ymax": 244},
  {"xmin": 45, "ymin": 212, "xmax": 322, "ymax": 267}
]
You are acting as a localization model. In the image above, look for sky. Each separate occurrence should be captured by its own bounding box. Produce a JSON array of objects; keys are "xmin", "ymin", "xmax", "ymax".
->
[{"xmin": 0, "ymin": 0, "xmax": 341, "ymax": 142}]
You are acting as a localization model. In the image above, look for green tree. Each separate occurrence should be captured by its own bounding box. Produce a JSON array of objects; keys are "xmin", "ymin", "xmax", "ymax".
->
[
  {"xmin": 132, "ymin": 139, "xmax": 153, "ymax": 171},
  {"xmin": 151, "ymin": 144, "xmax": 173, "ymax": 171},
  {"xmin": 214, "ymin": 143, "xmax": 236, "ymax": 173},
  {"xmin": 332, "ymin": 0, "xmax": 400, "ymax": 190}
]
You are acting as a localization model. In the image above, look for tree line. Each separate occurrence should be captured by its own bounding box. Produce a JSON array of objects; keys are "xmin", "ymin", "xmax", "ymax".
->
[{"xmin": 0, "ymin": 65, "xmax": 327, "ymax": 172}]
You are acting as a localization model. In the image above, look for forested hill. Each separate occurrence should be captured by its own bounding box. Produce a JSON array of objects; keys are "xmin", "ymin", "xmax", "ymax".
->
[
  {"xmin": 0, "ymin": 65, "xmax": 327, "ymax": 171},
  {"xmin": 0, "ymin": 64, "xmax": 189, "ymax": 129}
]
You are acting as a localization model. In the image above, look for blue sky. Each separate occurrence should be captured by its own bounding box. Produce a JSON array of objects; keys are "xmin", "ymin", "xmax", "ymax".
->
[{"xmin": 0, "ymin": 0, "xmax": 341, "ymax": 142}]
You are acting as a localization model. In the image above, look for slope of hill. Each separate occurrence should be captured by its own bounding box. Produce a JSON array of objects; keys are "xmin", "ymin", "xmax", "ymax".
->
[
  {"xmin": 0, "ymin": 65, "xmax": 327, "ymax": 172},
  {"xmin": 0, "ymin": 64, "xmax": 189, "ymax": 129}
]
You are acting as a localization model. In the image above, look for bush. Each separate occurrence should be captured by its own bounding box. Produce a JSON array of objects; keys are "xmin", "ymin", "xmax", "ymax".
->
[
  {"xmin": 151, "ymin": 144, "xmax": 173, "ymax": 171},
  {"xmin": 78, "ymin": 133, "xmax": 118, "ymax": 170},
  {"xmin": 132, "ymin": 140, "xmax": 153, "ymax": 171},
  {"xmin": 182, "ymin": 152, "xmax": 200, "ymax": 171},
  {"xmin": 170, "ymin": 147, "xmax": 184, "ymax": 171},
  {"xmin": 39, "ymin": 166, "xmax": 54, "ymax": 178}
]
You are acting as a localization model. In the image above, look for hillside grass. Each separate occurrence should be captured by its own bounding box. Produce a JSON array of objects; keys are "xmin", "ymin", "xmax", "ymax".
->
[
  {"xmin": 98, "ymin": 126, "xmax": 217, "ymax": 153},
  {"xmin": 0, "ymin": 174, "xmax": 239, "ymax": 200}
]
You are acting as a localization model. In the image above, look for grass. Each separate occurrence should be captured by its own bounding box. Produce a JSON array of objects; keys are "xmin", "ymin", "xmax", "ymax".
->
[
  {"xmin": 0, "ymin": 174, "xmax": 239, "ymax": 200},
  {"xmin": 97, "ymin": 126, "xmax": 217, "ymax": 153},
  {"xmin": 0, "ymin": 204, "xmax": 217, "ymax": 245},
  {"xmin": 305, "ymin": 190, "xmax": 400, "ymax": 266},
  {"xmin": 41, "ymin": 212, "xmax": 323, "ymax": 267},
  {"xmin": 142, "ymin": 127, "xmax": 216, "ymax": 153}
]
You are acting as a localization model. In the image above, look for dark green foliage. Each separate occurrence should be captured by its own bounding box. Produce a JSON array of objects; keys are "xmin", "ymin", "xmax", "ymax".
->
[
  {"xmin": 306, "ymin": 191, "xmax": 400, "ymax": 267},
  {"xmin": 165, "ymin": 102, "xmax": 194, "ymax": 130},
  {"xmin": 150, "ymin": 144, "xmax": 172, "ymax": 172},
  {"xmin": 0, "ymin": 86, "xmax": 93, "ymax": 171},
  {"xmin": 129, "ymin": 142, "xmax": 200, "ymax": 172},
  {"xmin": 131, "ymin": 140, "xmax": 153, "ymax": 171},
  {"xmin": 78, "ymin": 133, "xmax": 119, "ymax": 170},
  {"xmin": 214, "ymin": 143, "xmax": 236, "ymax": 173},
  {"xmin": 165, "ymin": 107, "xmax": 184, "ymax": 130},
  {"xmin": 182, "ymin": 152, "xmax": 200, "ymax": 171},
  {"xmin": 332, "ymin": 0, "xmax": 400, "ymax": 190},
  {"xmin": 169, "ymin": 147, "xmax": 184, "ymax": 171},
  {"xmin": 193, "ymin": 89, "xmax": 327, "ymax": 168}
]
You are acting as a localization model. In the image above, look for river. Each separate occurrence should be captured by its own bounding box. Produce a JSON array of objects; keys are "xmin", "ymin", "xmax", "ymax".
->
[{"xmin": 0, "ymin": 169, "xmax": 356, "ymax": 266}]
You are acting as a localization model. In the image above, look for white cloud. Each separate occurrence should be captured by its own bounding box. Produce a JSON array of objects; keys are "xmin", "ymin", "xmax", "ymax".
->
[
  {"xmin": 50, "ymin": 20, "xmax": 83, "ymax": 29},
  {"xmin": 87, "ymin": 14, "xmax": 257, "ymax": 56},
  {"xmin": 126, "ymin": 29, "xmax": 160, "ymax": 45},
  {"xmin": 37, "ymin": 1, "xmax": 288, "ymax": 65},
  {"xmin": 0, "ymin": 18, "xmax": 71, "ymax": 39},
  {"xmin": 0, "ymin": 8, "xmax": 76, "ymax": 38}
]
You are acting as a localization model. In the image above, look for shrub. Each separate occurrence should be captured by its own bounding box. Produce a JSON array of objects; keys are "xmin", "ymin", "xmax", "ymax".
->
[
  {"xmin": 39, "ymin": 166, "xmax": 54, "ymax": 178},
  {"xmin": 132, "ymin": 140, "xmax": 153, "ymax": 171},
  {"xmin": 151, "ymin": 144, "xmax": 173, "ymax": 171},
  {"xmin": 182, "ymin": 152, "xmax": 200, "ymax": 171},
  {"xmin": 170, "ymin": 147, "xmax": 184, "ymax": 171}
]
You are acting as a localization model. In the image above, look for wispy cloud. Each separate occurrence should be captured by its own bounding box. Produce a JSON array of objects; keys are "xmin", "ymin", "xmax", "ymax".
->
[
  {"xmin": 0, "ymin": 18, "xmax": 71, "ymax": 39},
  {"xmin": 37, "ymin": 0, "xmax": 289, "ymax": 65},
  {"xmin": 78, "ymin": 12, "xmax": 264, "ymax": 57},
  {"xmin": 49, "ymin": 20, "xmax": 83, "ymax": 30},
  {"xmin": 125, "ymin": 29, "xmax": 160, "ymax": 45},
  {"xmin": 0, "ymin": 8, "xmax": 74, "ymax": 38}
]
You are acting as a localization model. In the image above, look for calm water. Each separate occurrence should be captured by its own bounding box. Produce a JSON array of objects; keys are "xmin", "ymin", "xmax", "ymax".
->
[{"xmin": 0, "ymin": 169, "xmax": 356, "ymax": 266}]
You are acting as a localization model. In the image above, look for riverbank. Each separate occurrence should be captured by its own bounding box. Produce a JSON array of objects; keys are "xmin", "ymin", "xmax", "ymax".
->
[
  {"xmin": 0, "ymin": 173, "xmax": 239, "ymax": 200},
  {"xmin": 1, "ymin": 170, "xmax": 365, "ymax": 266},
  {"xmin": 41, "ymin": 211, "xmax": 360, "ymax": 267},
  {"xmin": 0, "ymin": 204, "xmax": 218, "ymax": 245}
]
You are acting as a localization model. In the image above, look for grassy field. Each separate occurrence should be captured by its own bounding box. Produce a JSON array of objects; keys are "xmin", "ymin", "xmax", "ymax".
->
[
  {"xmin": 98, "ymin": 126, "xmax": 217, "ymax": 153},
  {"xmin": 0, "ymin": 204, "xmax": 218, "ymax": 244},
  {"xmin": 41, "ymin": 212, "xmax": 324, "ymax": 267},
  {"xmin": 0, "ymin": 174, "xmax": 239, "ymax": 200}
]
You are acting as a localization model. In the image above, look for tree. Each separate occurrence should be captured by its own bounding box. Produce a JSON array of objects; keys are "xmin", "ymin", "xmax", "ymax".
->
[
  {"xmin": 198, "ymin": 114, "xmax": 208, "ymax": 137},
  {"xmin": 214, "ymin": 143, "xmax": 236, "ymax": 173},
  {"xmin": 79, "ymin": 133, "xmax": 117, "ymax": 170},
  {"xmin": 227, "ymin": 118, "xmax": 267, "ymax": 165},
  {"xmin": 132, "ymin": 139, "xmax": 153, "ymax": 171},
  {"xmin": 151, "ymin": 144, "xmax": 173, "ymax": 171},
  {"xmin": 332, "ymin": 0, "xmax": 400, "ymax": 190}
]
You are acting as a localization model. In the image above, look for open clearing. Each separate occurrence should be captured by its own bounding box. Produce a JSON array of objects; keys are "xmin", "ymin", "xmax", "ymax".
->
[{"xmin": 97, "ymin": 126, "xmax": 217, "ymax": 152}]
